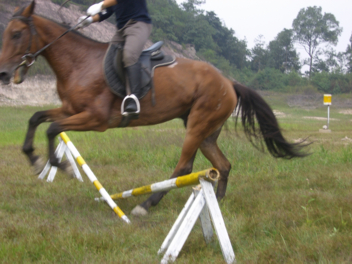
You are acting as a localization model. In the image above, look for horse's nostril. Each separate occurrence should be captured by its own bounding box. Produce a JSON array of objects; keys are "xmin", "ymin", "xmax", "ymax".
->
[
  {"xmin": 0, "ymin": 72, "xmax": 7, "ymax": 78},
  {"xmin": 0, "ymin": 71, "xmax": 11, "ymax": 84}
]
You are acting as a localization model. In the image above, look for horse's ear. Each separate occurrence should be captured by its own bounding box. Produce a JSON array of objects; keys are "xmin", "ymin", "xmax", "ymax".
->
[{"xmin": 22, "ymin": 0, "xmax": 35, "ymax": 18}]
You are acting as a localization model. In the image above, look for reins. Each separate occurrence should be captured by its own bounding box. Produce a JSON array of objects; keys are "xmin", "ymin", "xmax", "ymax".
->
[{"xmin": 12, "ymin": 14, "xmax": 91, "ymax": 69}]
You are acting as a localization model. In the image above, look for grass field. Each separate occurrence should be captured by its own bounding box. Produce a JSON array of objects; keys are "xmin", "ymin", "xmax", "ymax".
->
[{"xmin": 0, "ymin": 94, "xmax": 352, "ymax": 263}]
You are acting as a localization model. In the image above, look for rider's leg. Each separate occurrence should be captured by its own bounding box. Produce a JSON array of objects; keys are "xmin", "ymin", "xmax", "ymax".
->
[
  {"xmin": 122, "ymin": 21, "xmax": 152, "ymax": 114},
  {"xmin": 124, "ymin": 62, "xmax": 141, "ymax": 113}
]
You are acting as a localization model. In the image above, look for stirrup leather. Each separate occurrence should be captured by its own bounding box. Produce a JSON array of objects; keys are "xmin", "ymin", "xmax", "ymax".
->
[{"xmin": 121, "ymin": 94, "xmax": 141, "ymax": 116}]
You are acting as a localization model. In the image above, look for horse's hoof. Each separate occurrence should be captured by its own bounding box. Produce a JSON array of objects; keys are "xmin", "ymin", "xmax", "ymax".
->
[
  {"xmin": 33, "ymin": 157, "xmax": 46, "ymax": 175},
  {"xmin": 61, "ymin": 160, "xmax": 74, "ymax": 178},
  {"xmin": 131, "ymin": 205, "xmax": 148, "ymax": 216}
]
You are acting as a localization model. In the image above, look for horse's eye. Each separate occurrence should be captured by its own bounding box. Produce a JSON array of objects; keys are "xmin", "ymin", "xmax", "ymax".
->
[{"xmin": 12, "ymin": 32, "xmax": 22, "ymax": 40}]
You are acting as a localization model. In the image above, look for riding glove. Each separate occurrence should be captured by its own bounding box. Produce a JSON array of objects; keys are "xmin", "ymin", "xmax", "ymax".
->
[
  {"xmin": 76, "ymin": 16, "xmax": 93, "ymax": 29},
  {"xmin": 87, "ymin": 1, "xmax": 104, "ymax": 16}
]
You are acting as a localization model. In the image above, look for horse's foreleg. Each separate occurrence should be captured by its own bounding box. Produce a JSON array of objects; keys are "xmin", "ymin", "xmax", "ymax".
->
[
  {"xmin": 22, "ymin": 108, "xmax": 66, "ymax": 174},
  {"xmin": 46, "ymin": 111, "xmax": 108, "ymax": 174}
]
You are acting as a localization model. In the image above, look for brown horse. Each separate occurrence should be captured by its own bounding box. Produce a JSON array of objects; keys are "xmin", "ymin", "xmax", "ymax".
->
[{"xmin": 0, "ymin": 1, "xmax": 307, "ymax": 216}]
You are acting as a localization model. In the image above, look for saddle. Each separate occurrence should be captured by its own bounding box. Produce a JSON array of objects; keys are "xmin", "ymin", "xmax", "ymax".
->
[{"xmin": 103, "ymin": 41, "xmax": 176, "ymax": 100}]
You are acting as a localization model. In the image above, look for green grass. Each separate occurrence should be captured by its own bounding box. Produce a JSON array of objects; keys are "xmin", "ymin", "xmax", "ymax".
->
[{"xmin": 0, "ymin": 95, "xmax": 352, "ymax": 263}]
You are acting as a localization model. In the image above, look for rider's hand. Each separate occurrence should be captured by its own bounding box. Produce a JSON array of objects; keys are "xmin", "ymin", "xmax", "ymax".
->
[
  {"xmin": 76, "ymin": 16, "xmax": 93, "ymax": 29},
  {"xmin": 87, "ymin": 1, "xmax": 104, "ymax": 16}
]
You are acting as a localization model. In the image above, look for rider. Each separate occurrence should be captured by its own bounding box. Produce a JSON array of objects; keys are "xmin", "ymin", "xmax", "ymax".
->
[{"xmin": 78, "ymin": 0, "xmax": 152, "ymax": 116}]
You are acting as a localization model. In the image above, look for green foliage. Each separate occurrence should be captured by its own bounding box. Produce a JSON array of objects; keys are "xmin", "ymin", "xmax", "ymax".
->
[
  {"xmin": 149, "ymin": 0, "xmax": 249, "ymax": 69},
  {"xmin": 346, "ymin": 34, "xmax": 352, "ymax": 73},
  {"xmin": 231, "ymin": 67, "xmax": 255, "ymax": 85},
  {"xmin": 250, "ymin": 35, "xmax": 269, "ymax": 72},
  {"xmin": 149, "ymin": 0, "xmax": 183, "ymax": 42},
  {"xmin": 198, "ymin": 48, "xmax": 232, "ymax": 76},
  {"xmin": 311, "ymin": 71, "xmax": 352, "ymax": 94},
  {"xmin": 283, "ymin": 70, "xmax": 305, "ymax": 87},
  {"xmin": 249, "ymin": 68, "xmax": 285, "ymax": 91},
  {"xmin": 182, "ymin": 14, "xmax": 217, "ymax": 51},
  {"xmin": 292, "ymin": 6, "xmax": 343, "ymax": 76},
  {"xmin": 204, "ymin": 11, "xmax": 248, "ymax": 69},
  {"xmin": 267, "ymin": 29, "xmax": 301, "ymax": 72}
]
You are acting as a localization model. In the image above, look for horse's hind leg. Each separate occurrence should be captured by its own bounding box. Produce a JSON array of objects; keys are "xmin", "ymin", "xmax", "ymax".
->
[
  {"xmin": 131, "ymin": 126, "xmax": 210, "ymax": 216},
  {"xmin": 132, "ymin": 126, "xmax": 230, "ymax": 216},
  {"xmin": 22, "ymin": 108, "xmax": 66, "ymax": 174},
  {"xmin": 132, "ymin": 151, "xmax": 198, "ymax": 216},
  {"xmin": 199, "ymin": 126, "xmax": 231, "ymax": 200}
]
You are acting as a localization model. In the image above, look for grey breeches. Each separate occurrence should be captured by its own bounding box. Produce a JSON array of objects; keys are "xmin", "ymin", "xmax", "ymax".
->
[{"xmin": 111, "ymin": 20, "xmax": 153, "ymax": 67}]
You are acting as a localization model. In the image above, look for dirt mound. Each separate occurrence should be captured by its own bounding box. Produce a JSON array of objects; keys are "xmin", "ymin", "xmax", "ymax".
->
[
  {"xmin": 339, "ymin": 110, "xmax": 352, "ymax": 115},
  {"xmin": 0, "ymin": 76, "xmax": 59, "ymax": 106}
]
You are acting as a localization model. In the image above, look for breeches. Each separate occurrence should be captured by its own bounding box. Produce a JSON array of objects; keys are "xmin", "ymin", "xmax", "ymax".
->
[{"xmin": 111, "ymin": 20, "xmax": 152, "ymax": 67}]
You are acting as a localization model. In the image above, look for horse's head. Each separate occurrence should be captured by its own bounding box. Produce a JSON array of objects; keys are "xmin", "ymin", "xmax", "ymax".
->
[{"xmin": 0, "ymin": 0, "xmax": 36, "ymax": 85}]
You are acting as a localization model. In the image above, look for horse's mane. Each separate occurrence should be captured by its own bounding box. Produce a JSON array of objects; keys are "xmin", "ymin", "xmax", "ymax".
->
[
  {"xmin": 36, "ymin": 14, "xmax": 104, "ymax": 44},
  {"xmin": 13, "ymin": 6, "xmax": 105, "ymax": 44}
]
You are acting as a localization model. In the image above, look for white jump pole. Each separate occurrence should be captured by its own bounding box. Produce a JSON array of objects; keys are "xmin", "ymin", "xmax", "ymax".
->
[
  {"xmin": 96, "ymin": 168, "xmax": 219, "ymax": 202},
  {"xmin": 39, "ymin": 132, "xmax": 130, "ymax": 224}
]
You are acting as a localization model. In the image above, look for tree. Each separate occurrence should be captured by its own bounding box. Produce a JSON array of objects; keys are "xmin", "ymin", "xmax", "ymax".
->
[
  {"xmin": 181, "ymin": 0, "xmax": 205, "ymax": 15},
  {"xmin": 148, "ymin": 0, "xmax": 183, "ymax": 42},
  {"xmin": 182, "ymin": 14, "xmax": 217, "ymax": 51},
  {"xmin": 267, "ymin": 29, "xmax": 300, "ymax": 72},
  {"xmin": 308, "ymin": 47, "xmax": 348, "ymax": 74},
  {"xmin": 346, "ymin": 33, "xmax": 352, "ymax": 73},
  {"xmin": 250, "ymin": 35, "xmax": 268, "ymax": 72},
  {"xmin": 204, "ymin": 11, "xmax": 249, "ymax": 69},
  {"xmin": 292, "ymin": 6, "xmax": 342, "ymax": 77}
]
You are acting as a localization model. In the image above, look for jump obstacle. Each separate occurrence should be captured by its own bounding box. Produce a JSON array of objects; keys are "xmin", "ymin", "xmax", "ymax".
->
[
  {"xmin": 39, "ymin": 132, "xmax": 130, "ymax": 224},
  {"xmin": 40, "ymin": 134, "xmax": 235, "ymax": 263},
  {"xmin": 96, "ymin": 168, "xmax": 219, "ymax": 201},
  {"xmin": 97, "ymin": 168, "xmax": 236, "ymax": 264}
]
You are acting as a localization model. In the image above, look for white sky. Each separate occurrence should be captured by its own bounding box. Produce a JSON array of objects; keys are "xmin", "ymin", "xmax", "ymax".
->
[{"xmin": 176, "ymin": 0, "xmax": 352, "ymax": 60}]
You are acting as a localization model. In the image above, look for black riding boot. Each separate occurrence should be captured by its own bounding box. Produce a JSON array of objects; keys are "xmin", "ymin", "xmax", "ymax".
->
[{"xmin": 124, "ymin": 62, "xmax": 141, "ymax": 114}]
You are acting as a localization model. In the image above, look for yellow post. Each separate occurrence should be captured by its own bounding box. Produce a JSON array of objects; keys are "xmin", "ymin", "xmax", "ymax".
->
[{"xmin": 323, "ymin": 94, "xmax": 332, "ymax": 129}]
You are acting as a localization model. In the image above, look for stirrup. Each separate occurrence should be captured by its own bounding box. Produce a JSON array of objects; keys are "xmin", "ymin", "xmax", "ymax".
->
[{"xmin": 121, "ymin": 94, "xmax": 141, "ymax": 116}]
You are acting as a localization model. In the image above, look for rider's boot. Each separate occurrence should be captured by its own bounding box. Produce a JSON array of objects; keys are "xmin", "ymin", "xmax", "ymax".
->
[{"xmin": 124, "ymin": 62, "xmax": 141, "ymax": 116}]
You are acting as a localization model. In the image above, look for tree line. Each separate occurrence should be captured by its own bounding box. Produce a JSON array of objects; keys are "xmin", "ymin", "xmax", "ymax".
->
[
  {"xmin": 2, "ymin": 0, "xmax": 352, "ymax": 94},
  {"xmin": 148, "ymin": 1, "xmax": 352, "ymax": 94}
]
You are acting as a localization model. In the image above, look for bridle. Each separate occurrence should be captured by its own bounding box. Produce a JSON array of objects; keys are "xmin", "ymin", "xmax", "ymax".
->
[
  {"xmin": 11, "ymin": 14, "xmax": 91, "ymax": 70},
  {"xmin": 11, "ymin": 15, "xmax": 38, "ymax": 68}
]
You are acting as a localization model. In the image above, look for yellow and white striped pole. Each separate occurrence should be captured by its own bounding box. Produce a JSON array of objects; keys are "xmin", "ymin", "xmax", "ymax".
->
[
  {"xmin": 96, "ymin": 168, "xmax": 220, "ymax": 201},
  {"xmin": 59, "ymin": 132, "xmax": 130, "ymax": 224}
]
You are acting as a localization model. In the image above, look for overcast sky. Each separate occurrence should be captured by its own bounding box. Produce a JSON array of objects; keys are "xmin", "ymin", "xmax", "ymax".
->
[{"xmin": 176, "ymin": 0, "xmax": 351, "ymax": 60}]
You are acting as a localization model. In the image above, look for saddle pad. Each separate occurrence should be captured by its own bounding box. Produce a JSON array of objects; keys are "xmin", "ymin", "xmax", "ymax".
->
[{"xmin": 103, "ymin": 44, "xmax": 176, "ymax": 99}]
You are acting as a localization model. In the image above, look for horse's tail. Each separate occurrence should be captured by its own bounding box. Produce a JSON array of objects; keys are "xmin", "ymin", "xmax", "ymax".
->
[{"xmin": 233, "ymin": 82, "xmax": 309, "ymax": 159}]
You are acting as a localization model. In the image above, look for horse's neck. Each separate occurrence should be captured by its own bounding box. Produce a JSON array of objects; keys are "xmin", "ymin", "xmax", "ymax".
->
[{"xmin": 33, "ymin": 15, "xmax": 106, "ymax": 81}]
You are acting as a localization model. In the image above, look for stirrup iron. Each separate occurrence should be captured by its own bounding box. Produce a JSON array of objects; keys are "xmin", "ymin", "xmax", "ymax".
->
[{"xmin": 121, "ymin": 94, "xmax": 141, "ymax": 116}]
